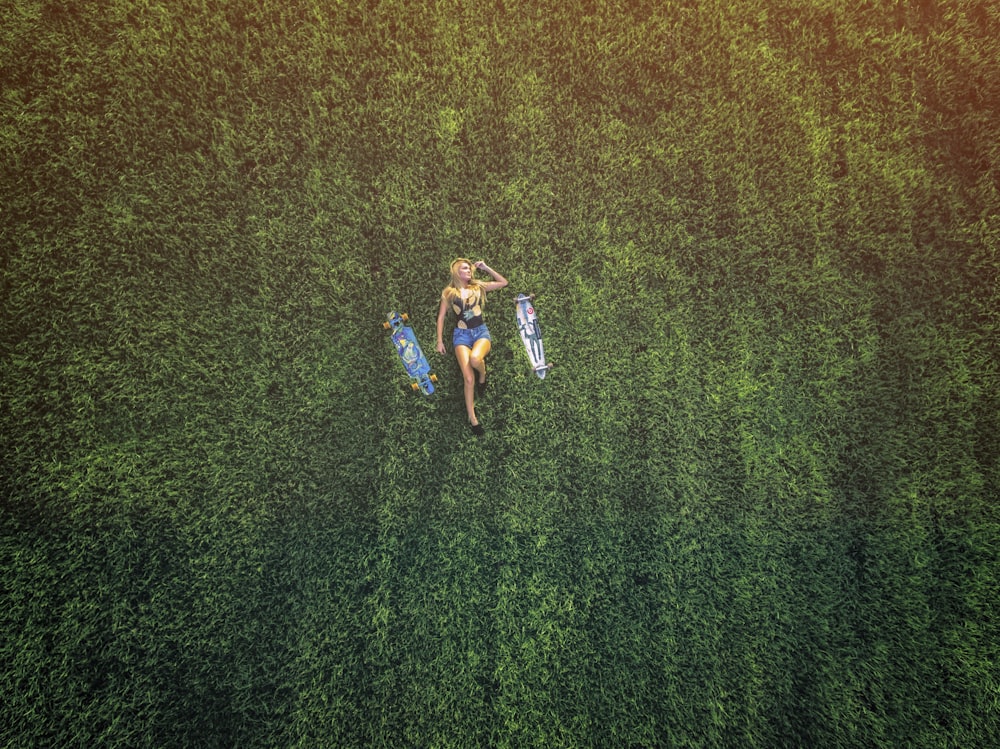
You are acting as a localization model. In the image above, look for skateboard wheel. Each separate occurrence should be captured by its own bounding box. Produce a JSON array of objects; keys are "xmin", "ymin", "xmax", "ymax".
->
[
  {"xmin": 401, "ymin": 313, "xmax": 409, "ymax": 322},
  {"xmin": 430, "ymin": 374, "xmax": 438, "ymax": 383},
  {"xmin": 382, "ymin": 321, "xmax": 391, "ymax": 329},
  {"xmin": 411, "ymin": 382, "xmax": 419, "ymax": 391}
]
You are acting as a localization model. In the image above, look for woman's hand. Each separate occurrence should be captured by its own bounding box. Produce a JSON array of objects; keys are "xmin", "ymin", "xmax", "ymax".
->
[{"xmin": 436, "ymin": 341, "xmax": 447, "ymax": 355}]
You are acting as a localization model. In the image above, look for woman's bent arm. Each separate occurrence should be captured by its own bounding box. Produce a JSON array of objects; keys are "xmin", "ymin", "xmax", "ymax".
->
[{"xmin": 476, "ymin": 262, "xmax": 508, "ymax": 291}]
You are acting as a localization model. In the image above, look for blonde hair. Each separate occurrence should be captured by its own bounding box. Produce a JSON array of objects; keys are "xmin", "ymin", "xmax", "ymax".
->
[{"xmin": 442, "ymin": 258, "xmax": 484, "ymax": 305}]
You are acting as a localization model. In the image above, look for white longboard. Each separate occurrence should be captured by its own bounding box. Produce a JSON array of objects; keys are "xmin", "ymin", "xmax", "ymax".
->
[{"xmin": 514, "ymin": 293, "xmax": 553, "ymax": 378}]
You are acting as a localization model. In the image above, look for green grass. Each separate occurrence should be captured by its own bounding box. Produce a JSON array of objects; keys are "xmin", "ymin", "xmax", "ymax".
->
[{"xmin": 2, "ymin": 0, "xmax": 999, "ymax": 746}]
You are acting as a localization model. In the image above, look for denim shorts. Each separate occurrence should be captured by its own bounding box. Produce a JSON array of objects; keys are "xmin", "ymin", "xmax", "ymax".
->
[{"xmin": 452, "ymin": 324, "xmax": 492, "ymax": 349}]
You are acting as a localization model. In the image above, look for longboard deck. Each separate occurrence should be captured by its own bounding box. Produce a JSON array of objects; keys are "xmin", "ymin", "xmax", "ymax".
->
[
  {"xmin": 514, "ymin": 293, "xmax": 552, "ymax": 379},
  {"xmin": 384, "ymin": 312, "xmax": 436, "ymax": 394}
]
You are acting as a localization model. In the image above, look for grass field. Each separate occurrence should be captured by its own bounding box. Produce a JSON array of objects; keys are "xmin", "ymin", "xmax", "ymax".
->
[{"xmin": 2, "ymin": 0, "xmax": 999, "ymax": 746}]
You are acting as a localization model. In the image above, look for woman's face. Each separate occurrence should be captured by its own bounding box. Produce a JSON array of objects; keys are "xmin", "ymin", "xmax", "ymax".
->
[{"xmin": 455, "ymin": 262, "xmax": 473, "ymax": 284}]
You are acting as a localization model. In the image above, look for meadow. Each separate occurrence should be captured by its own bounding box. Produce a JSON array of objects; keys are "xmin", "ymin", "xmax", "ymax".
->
[{"xmin": 2, "ymin": 0, "xmax": 998, "ymax": 746}]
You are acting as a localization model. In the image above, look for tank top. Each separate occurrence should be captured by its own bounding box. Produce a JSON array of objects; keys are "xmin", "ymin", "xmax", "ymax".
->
[{"xmin": 450, "ymin": 286, "xmax": 485, "ymax": 330}]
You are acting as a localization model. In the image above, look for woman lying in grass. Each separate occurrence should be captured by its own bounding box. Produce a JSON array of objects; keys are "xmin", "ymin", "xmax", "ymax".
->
[{"xmin": 436, "ymin": 258, "xmax": 508, "ymax": 436}]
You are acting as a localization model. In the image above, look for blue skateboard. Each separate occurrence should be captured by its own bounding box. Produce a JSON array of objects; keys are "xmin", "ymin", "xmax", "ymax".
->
[
  {"xmin": 383, "ymin": 311, "xmax": 437, "ymax": 394},
  {"xmin": 514, "ymin": 293, "xmax": 553, "ymax": 378}
]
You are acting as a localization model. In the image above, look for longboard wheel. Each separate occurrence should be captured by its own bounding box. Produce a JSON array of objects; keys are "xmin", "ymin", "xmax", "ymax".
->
[
  {"xmin": 382, "ymin": 321, "xmax": 391, "ymax": 329},
  {"xmin": 430, "ymin": 374, "xmax": 438, "ymax": 383},
  {"xmin": 411, "ymin": 382, "xmax": 419, "ymax": 391},
  {"xmin": 401, "ymin": 313, "xmax": 409, "ymax": 322}
]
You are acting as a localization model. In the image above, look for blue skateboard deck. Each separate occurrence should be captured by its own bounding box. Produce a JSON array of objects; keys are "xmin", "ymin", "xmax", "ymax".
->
[
  {"xmin": 384, "ymin": 311, "xmax": 437, "ymax": 395},
  {"xmin": 514, "ymin": 293, "xmax": 553, "ymax": 378}
]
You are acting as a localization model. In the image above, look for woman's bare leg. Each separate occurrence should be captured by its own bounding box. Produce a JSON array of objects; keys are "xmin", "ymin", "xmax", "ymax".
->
[
  {"xmin": 454, "ymin": 345, "xmax": 478, "ymax": 424},
  {"xmin": 469, "ymin": 338, "xmax": 491, "ymax": 384}
]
